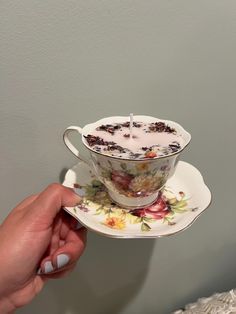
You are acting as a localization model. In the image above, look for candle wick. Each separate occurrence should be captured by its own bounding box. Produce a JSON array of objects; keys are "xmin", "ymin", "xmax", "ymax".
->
[{"xmin": 129, "ymin": 113, "xmax": 133, "ymax": 139}]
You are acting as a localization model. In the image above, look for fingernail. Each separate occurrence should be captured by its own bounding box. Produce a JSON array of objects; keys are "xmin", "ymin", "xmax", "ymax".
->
[
  {"xmin": 57, "ymin": 254, "xmax": 70, "ymax": 269},
  {"xmin": 44, "ymin": 261, "xmax": 54, "ymax": 274},
  {"xmin": 73, "ymin": 187, "xmax": 86, "ymax": 198}
]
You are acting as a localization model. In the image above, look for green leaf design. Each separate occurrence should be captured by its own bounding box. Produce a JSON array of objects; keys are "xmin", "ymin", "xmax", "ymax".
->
[
  {"xmin": 172, "ymin": 200, "xmax": 188, "ymax": 208},
  {"xmin": 84, "ymin": 185, "xmax": 98, "ymax": 197},
  {"xmin": 73, "ymin": 207, "xmax": 77, "ymax": 213},
  {"xmin": 120, "ymin": 163, "xmax": 127, "ymax": 171},
  {"xmin": 171, "ymin": 207, "xmax": 188, "ymax": 214},
  {"xmin": 95, "ymin": 208, "xmax": 102, "ymax": 215},
  {"xmin": 163, "ymin": 213, "xmax": 174, "ymax": 224},
  {"xmin": 94, "ymin": 204, "xmax": 112, "ymax": 216},
  {"xmin": 143, "ymin": 217, "xmax": 157, "ymax": 223},
  {"xmin": 91, "ymin": 180, "xmax": 102, "ymax": 188},
  {"xmin": 141, "ymin": 222, "xmax": 151, "ymax": 231},
  {"xmin": 127, "ymin": 213, "xmax": 142, "ymax": 224},
  {"xmin": 101, "ymin": 169, "xmax": 111, "ymax": 179},
  {"xmin": 108, "ymin": 160, "xmax": 113, "ymax": 169}
]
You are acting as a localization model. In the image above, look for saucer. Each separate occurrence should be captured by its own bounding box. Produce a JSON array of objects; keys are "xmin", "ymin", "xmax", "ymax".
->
[{"xmin": 63, "ymin": 161, "xmax": 211, "ymax": 238}]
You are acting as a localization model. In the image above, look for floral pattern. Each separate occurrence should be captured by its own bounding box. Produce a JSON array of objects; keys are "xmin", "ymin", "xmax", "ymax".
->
[
  {"xmin": 74, "ymin": 179, "xmax": 195, "ymax": 232},
  {"xmin": 92, "ymin": 157, "xmax": 172, "ymax": 198}
]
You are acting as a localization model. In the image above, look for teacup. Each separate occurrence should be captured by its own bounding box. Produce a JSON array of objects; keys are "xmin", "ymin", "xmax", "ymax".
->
[{"xmin": 63, "ymin": 115, "xmax": 191, "ymax": 209}]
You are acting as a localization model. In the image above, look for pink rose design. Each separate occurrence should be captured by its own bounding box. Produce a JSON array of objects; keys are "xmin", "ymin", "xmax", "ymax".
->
[
  {"xmin": 131, "ymin": 193, "xmax": 170, "ymax": 220},
  {"xmin": 111, "ymin": 170, "xmax": 133, "ymax": 190}
]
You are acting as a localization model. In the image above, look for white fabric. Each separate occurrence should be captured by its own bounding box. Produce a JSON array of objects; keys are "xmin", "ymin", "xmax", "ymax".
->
[{"xmin": 173, "ymin": 290, "xmax": 236, "ymax": 314}]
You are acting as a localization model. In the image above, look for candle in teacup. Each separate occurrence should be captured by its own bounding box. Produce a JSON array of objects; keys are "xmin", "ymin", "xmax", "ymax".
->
[
  {"xmin": 63, "ymin": 115, "xmax": 191, "ymax": 208},
  {"xmin": 84, "ymin": 114, "xmax": 184, "ymax": 160},
  {"xmin": 129, "ymin": 113, "xmax": 134, "ymax": 139}
]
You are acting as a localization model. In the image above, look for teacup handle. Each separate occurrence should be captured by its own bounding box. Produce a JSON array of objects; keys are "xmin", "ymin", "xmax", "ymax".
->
[
  {"xmin": 63, "ymin": 126, "xmax": 88, "ymax": 164},
  {"xmin": 63, "ymin": 126, "xmax": 102, "ymax": 182}
]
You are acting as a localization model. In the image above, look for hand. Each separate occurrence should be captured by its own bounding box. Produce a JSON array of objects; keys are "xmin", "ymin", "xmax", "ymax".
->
[{"xmin": 0, "ymin": 183, "xmax": 87, "ymax": 313}]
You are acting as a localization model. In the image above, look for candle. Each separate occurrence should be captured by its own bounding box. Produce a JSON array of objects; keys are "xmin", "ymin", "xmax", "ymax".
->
[
  {"xmin": 84, "ymin": 118, "xmax": 184, "ymax": 159},
  {"xmin": 129, "ymin": 113, "xmax": 133, "ymax": 138}
]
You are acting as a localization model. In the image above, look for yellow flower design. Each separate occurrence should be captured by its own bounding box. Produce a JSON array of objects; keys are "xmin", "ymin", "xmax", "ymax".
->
[
  {"xmin": 129, "ymin": 174, "xmax": 163, "ymax": 193},
  {"xmin": 104, "ymin": 217, "xmax": 126, "ymax": 229},
  {"xmin": 135, "ymin": 163, "xmax": 150, "ymax": 172}
]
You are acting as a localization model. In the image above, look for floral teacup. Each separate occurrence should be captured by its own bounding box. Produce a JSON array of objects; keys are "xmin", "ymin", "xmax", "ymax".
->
[{"xmin": 63, "ymin": 115, "xmax": 191, "ymax": 209}]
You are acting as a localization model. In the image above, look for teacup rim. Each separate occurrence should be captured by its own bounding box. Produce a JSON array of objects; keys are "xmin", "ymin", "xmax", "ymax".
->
[{"xmin": 81, "ymin": 115, "xmax": 191, "ymax": 161}]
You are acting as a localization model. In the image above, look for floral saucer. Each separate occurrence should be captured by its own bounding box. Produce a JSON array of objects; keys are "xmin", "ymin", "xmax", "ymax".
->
[{"xmin": 63, "ymin": 161, "xmax": 211, "ymax": 238}]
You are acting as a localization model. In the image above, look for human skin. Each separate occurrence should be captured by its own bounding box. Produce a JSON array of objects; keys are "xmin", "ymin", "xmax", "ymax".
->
[{"xmin": 0, "ymin": 183, "xmax": 87, "ymax": 313}]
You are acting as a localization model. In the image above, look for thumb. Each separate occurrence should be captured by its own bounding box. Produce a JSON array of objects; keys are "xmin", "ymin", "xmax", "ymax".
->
[{"xmin": 26, "ymin": 183, "xmax": 81, "ymax": 227}]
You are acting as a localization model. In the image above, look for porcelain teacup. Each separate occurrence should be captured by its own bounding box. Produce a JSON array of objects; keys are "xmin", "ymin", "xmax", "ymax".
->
[{"xmin": 63, "ymin": 115, "xmax": 191, "ymax": 209}]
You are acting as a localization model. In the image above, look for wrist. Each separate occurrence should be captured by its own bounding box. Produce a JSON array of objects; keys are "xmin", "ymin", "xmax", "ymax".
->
[{"xmin": 0, "ymin": 297, "xmax": 16, "ymax": 314}]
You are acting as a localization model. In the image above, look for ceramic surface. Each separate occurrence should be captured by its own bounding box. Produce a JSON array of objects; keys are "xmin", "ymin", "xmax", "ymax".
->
[
  {"xmin": 63, "ymin": 161, "xmax": 211, "ymax": 238},
  {"xmin": 63, "ymin": 115, "xmax": 191, "ymax": 208}
]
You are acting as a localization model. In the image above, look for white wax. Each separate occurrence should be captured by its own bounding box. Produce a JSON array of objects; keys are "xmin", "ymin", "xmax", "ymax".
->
[
  {"xmin": 91, "ymin": 128, "xmax": 182, "ymax": 152},
  {"xmin": 86, "ymin": 121, "xmax": 184, "ymax": 159}
]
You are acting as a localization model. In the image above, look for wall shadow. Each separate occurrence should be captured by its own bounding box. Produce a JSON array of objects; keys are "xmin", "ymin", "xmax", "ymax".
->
[
  {"xmin": 18, "ymin": 234, "xmax": 236, "ymax": 314},
  {"xmin": 19, "ymin": 232, "xmax": 155, "ymax": 314},
  {"xmin": 162, "ymin": 242, "xmax": 236, "ymax": 314},
  {"xmin": 59, "ymin": 167, "xmax": 70, "ymax": 185},
  {"xmin": 54, "ymin": 167, "xmax": 155, "ymax": 313},
  {"xmin": 53, "ymin": 233, "xmax": 155, "ymax": 314}
]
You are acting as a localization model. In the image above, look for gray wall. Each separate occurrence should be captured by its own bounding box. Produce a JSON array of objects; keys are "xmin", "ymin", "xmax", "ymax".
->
[{"xmin": 1, "ymin": 1, "xmax": 236, "ymax": 313}]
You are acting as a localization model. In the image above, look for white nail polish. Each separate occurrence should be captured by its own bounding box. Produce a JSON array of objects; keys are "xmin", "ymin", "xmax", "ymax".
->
[
  {"xmin": 44, "ymin": 261, "xmax": 54, "ymax": 273},
  {"xmin": 57, "ymin": 254, "xmax": 70, "ymax": 268}
]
